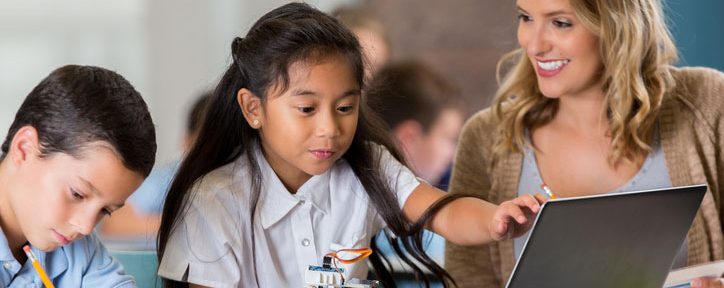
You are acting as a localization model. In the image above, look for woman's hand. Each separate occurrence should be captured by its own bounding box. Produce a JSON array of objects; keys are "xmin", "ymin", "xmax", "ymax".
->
[
  {"xmin": 489, "ymin": 194, "xmax": 547, "ymax": 241},
  {"xmin": 690, "ymin": 277, "xmax": 724, "ymax": 288}
]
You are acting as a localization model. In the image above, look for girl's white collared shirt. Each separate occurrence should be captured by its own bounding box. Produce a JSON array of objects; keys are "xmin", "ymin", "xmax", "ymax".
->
[{"xmin": 158, "ymin": 145, "xmax": 419, "ymax": 287}]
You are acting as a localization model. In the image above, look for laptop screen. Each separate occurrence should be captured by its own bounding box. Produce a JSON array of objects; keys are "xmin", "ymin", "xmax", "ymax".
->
[{"xmin": 505, "ymin": 184, "xmax": 707, "ymax": 288}]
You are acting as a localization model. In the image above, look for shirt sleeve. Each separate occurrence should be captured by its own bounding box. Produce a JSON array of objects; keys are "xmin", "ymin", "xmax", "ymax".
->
[
  {"xmin": 78, "ymin": 233, "xmax": 137, "ymax": 288},
  {"xmin": 157, "ymin": 180, "xmax": 252, "ymax": 288},
  {"xmin": 374, "ymin": 144, "xmax": 421, "ymax": 209}
]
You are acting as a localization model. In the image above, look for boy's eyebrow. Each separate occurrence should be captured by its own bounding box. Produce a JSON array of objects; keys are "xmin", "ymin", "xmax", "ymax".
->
[{"xmin": 79, "ymin": 177, "xmax": 125, "ymax": 208}]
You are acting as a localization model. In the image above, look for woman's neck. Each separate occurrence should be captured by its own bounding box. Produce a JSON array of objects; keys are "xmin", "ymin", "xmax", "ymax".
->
[{"xmin": 553, "ymin": 90, "xmax": 608, "ymax": 136}]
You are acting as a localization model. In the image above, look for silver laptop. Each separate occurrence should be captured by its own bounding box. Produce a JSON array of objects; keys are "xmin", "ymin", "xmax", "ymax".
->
[{"xmin": 505, "ymin": 184, "xmax": 707, "ymax": 288}]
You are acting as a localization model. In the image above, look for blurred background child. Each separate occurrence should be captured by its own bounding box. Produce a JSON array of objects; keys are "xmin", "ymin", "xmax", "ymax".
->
[{"xmin": 367, "ymin": 60, "xmax": 464, "ymax": 189}]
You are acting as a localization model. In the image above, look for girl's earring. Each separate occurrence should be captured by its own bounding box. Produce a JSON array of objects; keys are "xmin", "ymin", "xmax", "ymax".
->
[{"xmin": 252, "ymin": 119, "xmax": 260, "ymax": 128}]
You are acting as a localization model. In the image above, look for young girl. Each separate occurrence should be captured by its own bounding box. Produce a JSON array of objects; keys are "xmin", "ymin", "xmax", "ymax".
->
[
  {"xmin": 445, "ymin": 0, "xmax": 724, "ymax": 287},
  {"xmin": 0, "ymin": 65, "xmax": 156, "ymax": 286},
  {"xmin": 157, "ymin": 3, "xmax": 542, "ymax": 287}
]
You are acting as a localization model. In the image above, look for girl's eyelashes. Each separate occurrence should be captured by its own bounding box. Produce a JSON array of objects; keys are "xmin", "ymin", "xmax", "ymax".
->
[
  {"xmin": 297, "ymin": 106, "xmax": 356, "ymax": 113},
  {"xmin": 337, "ymin": 104, "xmax": 356, "ymax": 113},
  {"xmin": 298, "ymin": 106, "xmax": 315, "ymax": 114},
  {"xmin": 101, "ymin": 208, "xmax": 113, "ymax": 217},
  {"xmin": 296, "ymin": 101, "xmax": 357, "ymax": 114}
]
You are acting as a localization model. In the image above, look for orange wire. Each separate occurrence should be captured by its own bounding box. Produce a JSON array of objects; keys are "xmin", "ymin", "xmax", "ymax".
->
[
  {"xmin": 324, "ymin": 247, "xmax": 374, "ymax": 284},
  {"xmin": 325, "ymin": 248, "xmax": 373, "ymax": 264}
]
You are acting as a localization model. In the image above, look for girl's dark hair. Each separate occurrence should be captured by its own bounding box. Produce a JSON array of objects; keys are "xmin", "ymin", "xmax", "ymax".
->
[
  {"xmin": 366, "ymin": 60, "xmax": 462, "ymax": 132},
  {"xmin": 0, "ymin": 65, "xmax": 156, "ymax": 177},
  {"xmin": 158, "ymin": 2, "xmax": 455, "ymax": 287}
]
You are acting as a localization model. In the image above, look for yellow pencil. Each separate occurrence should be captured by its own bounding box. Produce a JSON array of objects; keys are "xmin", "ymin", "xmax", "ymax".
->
[
  {"xmin": 541, "ymin": 184, "xmax": 558, "ymax": 199},
  {"xmin": 23, "ymin": 245, "xmax": 55, "ymax": 288}
]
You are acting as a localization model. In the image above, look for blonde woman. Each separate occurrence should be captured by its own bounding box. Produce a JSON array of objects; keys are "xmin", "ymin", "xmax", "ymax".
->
[{"xmin": 445, "ymin": 0, "xmax": 724, "ymax": 287}]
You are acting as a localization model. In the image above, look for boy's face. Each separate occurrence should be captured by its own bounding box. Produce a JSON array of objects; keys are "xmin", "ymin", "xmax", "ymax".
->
[
  {"xmin": 411, "ymin": 109, "xmax": 464, "ymax": 184},
  {"xmin": 257, "ymin": 54, "xmax": 360, "ymax": 191},
  {"xmin": 9, "ymin": 141, "xmax": 143, "ymax": 251}
]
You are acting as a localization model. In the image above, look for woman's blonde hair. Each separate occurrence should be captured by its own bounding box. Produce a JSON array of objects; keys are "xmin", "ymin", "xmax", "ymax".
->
[{"xmin": 492, "ymin": 0, "xmax": 678, "ymax": 165}]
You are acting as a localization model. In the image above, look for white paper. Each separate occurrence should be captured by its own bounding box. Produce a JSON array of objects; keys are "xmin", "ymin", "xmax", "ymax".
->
[{"xmin": 664, "ymin": 260, "xmax": 724, "ymax": 288}]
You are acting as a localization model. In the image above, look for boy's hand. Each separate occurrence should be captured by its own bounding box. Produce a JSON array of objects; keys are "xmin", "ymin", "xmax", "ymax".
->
[{"xmin": 489, "ymin": 194, "xmax": 547, "ymax": 241}]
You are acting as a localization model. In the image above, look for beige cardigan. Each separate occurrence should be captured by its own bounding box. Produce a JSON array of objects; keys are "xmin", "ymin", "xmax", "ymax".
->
[{"xmin": 445, "ymin": 67, "xmax": 724, "ymax": 287}]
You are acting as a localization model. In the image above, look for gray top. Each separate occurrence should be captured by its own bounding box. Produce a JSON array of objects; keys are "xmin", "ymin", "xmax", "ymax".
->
[{"xmin": 514, "ymin": 134, "xmax": 689, "ymax": 269}]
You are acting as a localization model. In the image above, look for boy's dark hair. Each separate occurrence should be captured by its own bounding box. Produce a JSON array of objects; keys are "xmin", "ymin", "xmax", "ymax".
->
[
  {"xmin": 0, "ymin": 65, "xmax": 156, "ymax": 177},
  {"xmin": 158, "ymin": 2, "xmax": 457, "ymax": 287},
  {"xmin": 367, "ymin": 61, "xmax": 462, "ymax": 132}
]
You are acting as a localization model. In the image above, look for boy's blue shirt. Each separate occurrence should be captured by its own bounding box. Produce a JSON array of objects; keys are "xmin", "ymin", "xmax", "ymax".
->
[{"xmin": 0, "ymin": 226, "xmax": 136, "ymax": 287}]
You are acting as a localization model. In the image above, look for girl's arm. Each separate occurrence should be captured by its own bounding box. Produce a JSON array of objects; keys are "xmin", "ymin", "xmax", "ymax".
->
[{"xmin": 403, "ymin": 181, "xmax": 543, "ymax": 246}]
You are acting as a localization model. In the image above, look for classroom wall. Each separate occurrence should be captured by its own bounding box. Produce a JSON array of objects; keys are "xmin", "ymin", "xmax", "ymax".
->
[
  {"xmin": 0, "ymin": 0, "xmax": 148, "ymax": 151},
  {"xmin": 666, "ymin": 0, "xmax": 724, "ymax": 72},
  {"xmin": 366, "ymin": 0, "xmax": 518, "ymax": 115}
]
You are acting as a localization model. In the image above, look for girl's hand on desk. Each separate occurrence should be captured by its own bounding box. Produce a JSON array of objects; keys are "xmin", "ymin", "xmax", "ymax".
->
[
  {"xmin": 691, "ymin": 277, "xmax": 724, "ymax": 288},
  {"xmin": 490, "ymin": 194, "xmax": 547, "ymax": 241}
]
